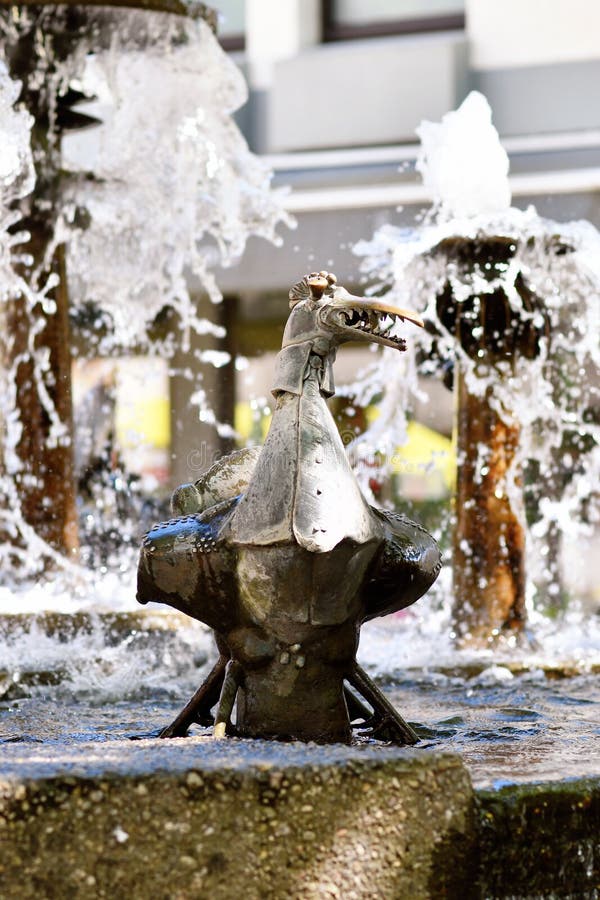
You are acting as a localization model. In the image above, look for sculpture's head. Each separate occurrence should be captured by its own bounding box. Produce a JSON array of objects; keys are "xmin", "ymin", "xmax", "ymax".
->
[
  {"xmin": 284, "ymin": 270, "xmax": 423, "ymax": 354},
  {"xmin": 272, "ymin": 271, "xmax": 425, "ymax": 397}
]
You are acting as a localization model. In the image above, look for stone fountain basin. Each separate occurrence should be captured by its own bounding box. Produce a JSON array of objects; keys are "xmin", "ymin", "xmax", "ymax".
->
[
  {"xmin": 4, "ymin": 609, "xmax": 598, "ymax": 785},
  {"xmin": 1, "ymin": 610, "xmax": 599, "ymax": 897},
  {"xmin": 0, "ymin": 736, "xmax": 598, "ymax": 899}
]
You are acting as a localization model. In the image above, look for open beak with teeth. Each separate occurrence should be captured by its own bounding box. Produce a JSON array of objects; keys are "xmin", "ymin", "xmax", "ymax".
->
[{"xmin": 318, "ymin": 286, "xmax": 424, "ymax": 351}]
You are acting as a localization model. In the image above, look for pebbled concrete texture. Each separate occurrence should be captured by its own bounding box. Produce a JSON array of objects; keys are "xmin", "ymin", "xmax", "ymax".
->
[
  {"xmin": 1, "ymin": 736, "xmax": 598, "ymax": 898},
  {"xmin": 0, "ymin": 739, "xmax": 476, "ymax": 900}
]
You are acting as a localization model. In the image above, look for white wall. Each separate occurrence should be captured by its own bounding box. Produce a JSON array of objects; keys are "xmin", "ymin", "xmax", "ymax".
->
[
  {"xmin": 467, "ymin": 0, "xmax": 600, "ymax": 70},
  {"xmin": 264, "ymin": 32, "xmax": 466, "ymax": 151},
  {"xmin": 246, "ymin": 0, "xmax": 321, "ymax": 88}
]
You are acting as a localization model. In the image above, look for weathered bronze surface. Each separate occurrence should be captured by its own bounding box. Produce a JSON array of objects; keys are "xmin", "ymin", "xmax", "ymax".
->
[{"xmin": 137, "ymin": 272, "xmax": 441, "ymax": 744}]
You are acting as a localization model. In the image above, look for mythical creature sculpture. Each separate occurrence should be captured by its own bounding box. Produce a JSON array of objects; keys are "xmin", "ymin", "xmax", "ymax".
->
[{"xmin": 137, "ymin": 272, "xmax": 441, "ymax": 744}]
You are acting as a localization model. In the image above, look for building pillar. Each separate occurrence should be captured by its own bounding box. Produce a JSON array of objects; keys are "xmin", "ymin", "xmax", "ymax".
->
[
  {"xmin": 169, "ymin": 296, "xmax": 236, "ymax": 489},
  {"xmin": 245, "ymin": 0, "xmax": 321, "ymax": 152}
]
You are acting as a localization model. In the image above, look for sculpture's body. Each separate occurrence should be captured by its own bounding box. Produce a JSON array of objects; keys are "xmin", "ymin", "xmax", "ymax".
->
[{"xmin": 137, "ymin": 273, "xmax": 441, "ymax": 743}]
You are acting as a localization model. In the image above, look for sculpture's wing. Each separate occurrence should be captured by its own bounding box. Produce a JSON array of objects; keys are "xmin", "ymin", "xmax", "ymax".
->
[
  {"xmin": 137, "ymin": 496, "xmax": 242, "ymax": 630},
  {"xmin": 361, "ymin": 508, "xmax": 442, "ymax": 622},
  {"xmin": 171, "ymin": 446, "xmax": 261, "ymax": 515}
]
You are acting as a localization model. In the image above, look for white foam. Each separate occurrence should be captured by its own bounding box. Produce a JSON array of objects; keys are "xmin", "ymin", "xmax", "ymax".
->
[
  {"xmin": 416, "ymin": 91, "xmax": 511, "ymax": 220},
  {"xmin": 61, "ymin": 16, "xmax": 292, "ymax": 346}
]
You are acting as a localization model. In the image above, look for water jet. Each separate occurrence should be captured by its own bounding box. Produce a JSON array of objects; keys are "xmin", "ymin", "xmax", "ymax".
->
[
  {"xmin": 0, "ymin": 0, "xmax": 287, "ymax": 577},
  {"xmin": 356, "ymin": 92, "xmax": 600, "ymax": 648}
]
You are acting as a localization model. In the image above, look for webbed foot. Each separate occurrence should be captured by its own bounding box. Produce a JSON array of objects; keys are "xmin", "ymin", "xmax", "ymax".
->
[
  {"xmin": 128, "ymin": 729, "xmax": 164, "ymax": 741},
  {"xmin": 347, "ymin": 662, "xmax": 419, "ymax": 746},
  {"xmin": 357, "ymin": 714, "xmax": 415, "ymax": 744}
]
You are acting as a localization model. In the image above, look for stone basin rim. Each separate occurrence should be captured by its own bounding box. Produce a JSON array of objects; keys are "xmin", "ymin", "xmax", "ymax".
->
[{"xmin": 0, "ymin": 733, "xmax": 463, "ymax": 782}]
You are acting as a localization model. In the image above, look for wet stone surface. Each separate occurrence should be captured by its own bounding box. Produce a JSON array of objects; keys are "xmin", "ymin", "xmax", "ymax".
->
[
  {"xmin": 477, "ymin": 778, "xmax": 600, "ymax": 899},
  {"xmin": 0, "ymin": 735, "xmax": 597, "ymax": 898},
  {"xmin": 2, "ymin": 668, "xmax": 598, "ymax": 788},
  {"xmin": 1, "ymin": 615, "xmax": 599, "ymax": 897},
  {"xmin": 0, "ymin": 678, "xmax": 599, "ymax": 898},
  {"xmin": 386, "ymin": 669, "xmax": 600, "ymax": 788}
]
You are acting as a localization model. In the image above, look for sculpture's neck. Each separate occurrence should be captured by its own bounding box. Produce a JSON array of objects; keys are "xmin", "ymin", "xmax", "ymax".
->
[
  {"xmin": 271, "ymin": 341, "xmax": 336, "ymax": 400},
  {"xmin": 228, "ymin": 350, "xmax": 378, "ymax": 552}
]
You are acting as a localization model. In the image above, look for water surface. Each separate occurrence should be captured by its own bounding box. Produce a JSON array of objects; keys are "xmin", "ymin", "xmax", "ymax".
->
[{"xmin": 2, "ymin": 666, "xmax": 597, "ymax": 788}]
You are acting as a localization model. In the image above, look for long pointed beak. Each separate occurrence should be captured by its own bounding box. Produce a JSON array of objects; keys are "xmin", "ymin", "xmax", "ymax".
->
[
  {"xmin": 318, "ymin": 286, "xmax": 423, "ymax": 352},
  {"xmin": 331, "ymin": 286, "xmax": 424, "ymax": 328},
  {"xmin": 343, "ymin": 296, "xmax": 424, "ymax": 329}
]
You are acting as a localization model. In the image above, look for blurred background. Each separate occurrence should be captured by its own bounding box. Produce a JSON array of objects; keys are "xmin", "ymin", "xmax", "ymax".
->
[{"xmin": 72, "ymin": 0, "xmax": 600, "ymax": 535}]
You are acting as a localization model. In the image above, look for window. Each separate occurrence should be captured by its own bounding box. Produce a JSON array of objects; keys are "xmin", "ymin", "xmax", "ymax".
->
[
  {"xmin": 323, "ymin": 0, "xmax": 465, "ymax": 41},
  {"xmin": 211, "ymin": 0, "xmax": 245, "ymax": 50}
]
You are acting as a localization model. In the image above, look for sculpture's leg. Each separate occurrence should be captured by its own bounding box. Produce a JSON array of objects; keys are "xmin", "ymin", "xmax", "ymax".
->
[
  {"xmin": 213, "ymin": 659, "xmax": 243, "ymax": 739},
  {"xmin": 159, "ymin": 655, "xmax": 228, "ymax": 739},
  {"xmin": 344, "ymin": 685, "xmax": 374, "ymax": 724},
  {"xmin": 347, "ymin": 663, "xmax": 419, "ymax": 745}
]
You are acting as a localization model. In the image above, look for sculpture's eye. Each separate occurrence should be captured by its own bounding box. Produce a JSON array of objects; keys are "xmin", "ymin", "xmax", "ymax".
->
[{"xmin": 327, "ymin": 309, "xmax": 348, "ymax": 326}]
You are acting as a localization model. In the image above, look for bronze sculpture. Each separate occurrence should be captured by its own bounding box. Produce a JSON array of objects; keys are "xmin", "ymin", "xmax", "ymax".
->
[{"xmin": 137, "ymin": 272, "xmax": 441, "ymax": 744}]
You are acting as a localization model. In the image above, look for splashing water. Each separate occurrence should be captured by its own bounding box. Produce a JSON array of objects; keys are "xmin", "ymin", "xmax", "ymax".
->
[
  {"xmin": 416, "ymin": 90, "xmax": 511, "ymax": 221},
  {"xmin": 60, "ymin": 13, "xmax": 293, "ymax": 347},
  {"xmin": 0, "ymin": 61, "xmax": 34, "ymax": 200},
  {"xmin": 0, "ymin": 13, "xmax": 291, "ymax": 581},
  {"xmin": 353, "ymin": 92, "xmax": 600, "ymax": 645},
  {"xmin": 0, "ymin": 62, "xmax": 77, "ymax": 575}
]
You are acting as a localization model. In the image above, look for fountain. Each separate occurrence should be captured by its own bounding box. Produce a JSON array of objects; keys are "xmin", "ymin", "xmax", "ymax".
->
[
  {"xmin": 356, "ymin": 91, "xmax": 600, "ymax": 649},
  {"xmin": 0, "ymin": 0, "xmax": 289, "ymax": 577},
  {"xmin": 0, "ymin": 21, "xmax": 598, "ymax": 895}
]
